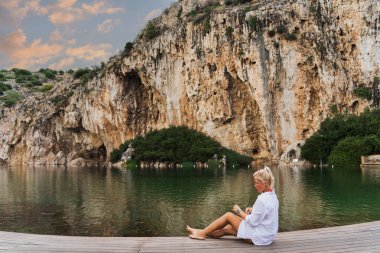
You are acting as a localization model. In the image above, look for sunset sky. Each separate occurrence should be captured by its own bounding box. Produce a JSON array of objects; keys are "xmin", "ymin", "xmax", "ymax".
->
[{"xmin": 0, "ymin": 0, "xmax": 174, "ymax": 71}]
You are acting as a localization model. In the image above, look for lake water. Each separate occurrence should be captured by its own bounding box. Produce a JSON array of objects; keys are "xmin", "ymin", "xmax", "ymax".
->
[{"xmin": 0, "ymin": 165, "xmax": 380, "ymax": 236}]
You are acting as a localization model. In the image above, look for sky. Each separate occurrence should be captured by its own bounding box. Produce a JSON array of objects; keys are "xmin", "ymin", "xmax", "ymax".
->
[{"xmin": 0, "ymin": 0, "xmax": 174, "ymax": 71}]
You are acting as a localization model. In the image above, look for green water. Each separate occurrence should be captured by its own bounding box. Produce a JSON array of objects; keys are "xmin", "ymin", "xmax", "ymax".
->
[{"xmin": 0, "ymin": 165, "xmax": 379, "ymax": 236}]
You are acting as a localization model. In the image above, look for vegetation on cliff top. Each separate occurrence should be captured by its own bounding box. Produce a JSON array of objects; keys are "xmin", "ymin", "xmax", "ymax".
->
[
  {"xmin": 110, "ymin": 126, "xmax": 251, "ymax": 167},
  {"xmin": 301, "ymin": 109, "xmax": 380, "ymax": 166}
]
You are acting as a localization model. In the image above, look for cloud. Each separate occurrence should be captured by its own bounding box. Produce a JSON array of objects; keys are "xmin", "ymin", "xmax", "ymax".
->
[
  {"xmin": 66, "ymin": 44, "xmax": 112, "ymax": 61},
  {"xmin": 49, "ymin": 9, "xmax": 83, "ymax": 24},
  {"xmin": 56, "ymin": 0, "xmax": 77, "ymax": 9},
  {"xmin": 67, "ymin": 39, "xmax": 77, "ymax": 46},
  {"xmin": 0, "ymin": 0, "xmax": 125, "ymax": 27},
  {"xmin": 0, "ymin": 29, "xmax": 63, "ymax": 69},
  {"xmin": 0, "ymin": 0, "xmax": 47, "ymax": 25},
  {"xmin": 0, "ymin": 29, "xmax": 26, "ymax": 50},
  {"xmin": 49, "ymin": 57, "xmax": 75, "ymax": 70},
  {"xmin": 97, "ymin": 19, "xmax": 120, "ymax": 34},
  {"xmin": 145, "ymin": 9, "xmax": 162, "ymax": 21},
  {"xmin": 82, "ymin": 1, "xmax": 124, "ymax": 15},
  {"xmin": 49, "ymin": 30, "xmax": 63, "ymax": 42}
]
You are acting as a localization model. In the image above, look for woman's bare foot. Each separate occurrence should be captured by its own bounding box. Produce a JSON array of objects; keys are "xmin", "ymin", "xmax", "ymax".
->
[
  {"xmin": 186, "ymin": 225, "xmax": 199, "ymax": 235},
  {"xmin": 189, "ymin": 233, "xmax": 206, "ymax": 240},
  {"xmin": 186, "ymin": 225, "xmax": 205, "ymax": 239}
]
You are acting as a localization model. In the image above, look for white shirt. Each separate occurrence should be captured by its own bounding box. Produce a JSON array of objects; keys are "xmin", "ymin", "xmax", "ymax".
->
[{"xmin": 237, "ymin": 191, "xmax": 279, "ymax": 245}]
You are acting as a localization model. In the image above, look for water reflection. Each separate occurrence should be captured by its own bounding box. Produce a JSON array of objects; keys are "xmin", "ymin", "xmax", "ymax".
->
[
  {"xmin": 0, "ymin": 165, "xmax": 379, "ymax": 236},
  {"xmin": 361, "ymin": 165, "xmax": 380, "ymax": 183}
]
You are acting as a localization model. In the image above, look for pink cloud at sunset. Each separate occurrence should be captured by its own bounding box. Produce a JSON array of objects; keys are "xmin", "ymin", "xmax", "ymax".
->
[
  {"xmin": 49, "ymin": 57, "xmax": 75, "ymax": 70},
  {"xmin": 82, "ymin": 1, "xmax": 125, "ymax": 15},
  {"xmin": 0, "ymin": 29, "xmax": 63, "ymax": 69},
  {"xmin": 97, "ymin": 19, "xmax": 120, "ymax": 34},
  {"xmin": 49, "ymin": 10, "xmax": 83, "ymax": 24},
  {"xmin": 0, "ymin": 0, "xmax": 174, "ymax": 70},
  {"xmin": 55, "ymin": 0, "xmax": 77, "ymax": 9},
  {"xmin": 66, "ymin": 44, "xmax": 112, "ymax": 61}
]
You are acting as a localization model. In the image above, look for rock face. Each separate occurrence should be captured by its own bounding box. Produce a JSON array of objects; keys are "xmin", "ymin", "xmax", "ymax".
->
[{"xmin": 0, "ymin": 0, "xmax": 379, "ymax": 166}]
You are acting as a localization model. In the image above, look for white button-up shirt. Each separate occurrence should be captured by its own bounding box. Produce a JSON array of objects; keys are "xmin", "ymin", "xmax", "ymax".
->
[{"xmin": 237, "ymin": 191, "xmax": 279, "ymax": 245}]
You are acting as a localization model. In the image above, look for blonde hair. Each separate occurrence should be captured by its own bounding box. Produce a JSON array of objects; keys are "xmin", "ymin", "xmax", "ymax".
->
[{"xmin": 253, "ymin": 166, "xmax": 275, "ymax": 189}]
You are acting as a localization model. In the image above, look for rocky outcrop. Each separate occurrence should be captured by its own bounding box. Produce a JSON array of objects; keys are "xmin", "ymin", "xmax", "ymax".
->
[{"xmin": 0, "ymin": 0, "xmax": 379, "ymax": 166}]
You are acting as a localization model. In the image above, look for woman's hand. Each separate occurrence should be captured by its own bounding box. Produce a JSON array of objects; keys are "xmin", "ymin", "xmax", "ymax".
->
[
  {"xmin": 245, "ymin": 207, "xmax": 252, "ymax": 214},
  {"xmin": 232, "ymin": 204, "xmax": 241, "ymax": 214}
]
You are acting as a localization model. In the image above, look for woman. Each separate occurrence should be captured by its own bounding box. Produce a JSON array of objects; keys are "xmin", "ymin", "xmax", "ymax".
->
[{"xmin": 186, "ymin": 166, "xmax": 279, "ymax": 245}]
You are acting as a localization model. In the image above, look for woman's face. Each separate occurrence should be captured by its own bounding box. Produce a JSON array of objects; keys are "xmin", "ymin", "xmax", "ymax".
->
[{"xmin": 253, "ymin": 176, "xmax": 267, "ymax": 193}]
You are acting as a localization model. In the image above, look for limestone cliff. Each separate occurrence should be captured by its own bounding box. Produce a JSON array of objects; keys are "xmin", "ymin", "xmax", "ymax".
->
[{"xmin": 0, "ymin": 0, "xmax": 379, "ymax": 166}]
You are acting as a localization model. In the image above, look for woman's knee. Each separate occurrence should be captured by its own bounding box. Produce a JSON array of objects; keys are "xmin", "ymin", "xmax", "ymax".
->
[{"xmin": 224, "ymin": 212, "xmax": 235, "ymax": 219}]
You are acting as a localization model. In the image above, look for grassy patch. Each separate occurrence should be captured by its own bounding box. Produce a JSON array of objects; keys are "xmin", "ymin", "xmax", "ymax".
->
[{"xmin": 0, "ymin": 90, "xmax": 23, "ymax": 107}]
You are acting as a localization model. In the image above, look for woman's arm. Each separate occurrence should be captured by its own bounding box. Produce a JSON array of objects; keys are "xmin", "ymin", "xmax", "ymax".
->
[
  {"xmin": 232, "ymin": 204, "xmax": 248, "ymax": 219},
  {"xmin": 244, "ymin": 199, "xmax": 266, "ymax": 227}
]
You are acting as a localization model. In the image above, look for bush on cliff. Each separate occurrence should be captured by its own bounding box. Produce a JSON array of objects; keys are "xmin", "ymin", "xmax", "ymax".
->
[
  {"xmin": 301, "ymin": 109, "xmax": 380, "ymax": 165},
  {"xmin": 110, "ymin": 126, "xmax": 251, "ymax": 166},
  {"xmin": 144, "ymin": 21, "xmax": 159, "ymax": 40},
  {"xmin": 0, "ymin": 90, "xmax": 23, "ymax": 107},
  {"xmin": 353, "ymin": 86, "xmax": 372, "ymax": 101}
]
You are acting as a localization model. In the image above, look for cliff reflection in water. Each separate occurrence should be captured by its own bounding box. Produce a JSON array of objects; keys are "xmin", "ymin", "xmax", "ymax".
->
[{"xmin": 0, "ymin": 165, "xmax": 380, "ymax": 236}]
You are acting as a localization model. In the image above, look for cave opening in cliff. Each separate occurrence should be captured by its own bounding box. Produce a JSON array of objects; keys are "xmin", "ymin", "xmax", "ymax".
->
[
  {"xmin": 252, "ymin": 148, "xmax": 260, "ymax": 155},
  {"xmin": 80, "ymin": 144, "xmax": 107, "ymax": 163},
  {"xmin": 122, "ymin": 70, "xmax": 148, "ymax": 131}
]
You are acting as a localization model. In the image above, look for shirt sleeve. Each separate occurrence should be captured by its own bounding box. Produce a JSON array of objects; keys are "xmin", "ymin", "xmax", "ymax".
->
[{"xmin": 244, "ymin": 198, "xmax": 266, "ymax": 227}]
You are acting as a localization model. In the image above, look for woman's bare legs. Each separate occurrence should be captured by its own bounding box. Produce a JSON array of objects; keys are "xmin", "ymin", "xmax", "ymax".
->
[
  {"xmin": 208, "ymin": 224, "xmax": 237, "ymax": 238},
  {"xmin": 187, "ymin": 212, "xmax": 243, "ymax": 239}
]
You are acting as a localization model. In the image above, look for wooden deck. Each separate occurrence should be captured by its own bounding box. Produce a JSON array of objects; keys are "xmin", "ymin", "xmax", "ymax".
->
[{"xmin": 1, "ymin": 221, "xmax": 380, "ymax": 252}]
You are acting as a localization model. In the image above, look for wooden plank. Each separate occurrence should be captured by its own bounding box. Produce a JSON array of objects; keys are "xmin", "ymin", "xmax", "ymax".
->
[{"xmin": 0, "ymin": 221, "xmax": 379, "ymax": 253}]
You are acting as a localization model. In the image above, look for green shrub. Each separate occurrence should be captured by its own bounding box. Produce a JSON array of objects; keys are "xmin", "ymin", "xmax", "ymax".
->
[
  {"xmin": 220, "ymin": 147, "xmax": 252, "ymax": 166},
  {"xmin": 353, "ymin": 86, "xmax": 372, "ymax": 100},
  {"xmin": 125, "ymin": 159, "xmax": 137, "ymax": 169},
  {"xmin": 248, "ymin": 16, "xmax": 258, "ymax": 31},
  {"xmin": 74, "ymin": 68, "xmax": 90, "ymax": 79},
  {"xmin": 73, "ymin": 68, "xmax": 97, "ymax": 85},
  {"xmin": 301, "ymin": 109, "xmax": 380, "ymax": 164},
  {"xmin": 328, "ymin": 135, "xmax": 380, "ymax": 166},
  {"xmin": 276, "ymin": 24, "xmax": 286, "ymax": 34},
  {"xmin": 124, "ymin": 42, "xmax": 134, "ymax": 54},
  {"xmin": 203, "ymin": 17, "xmax": 211, "ymax": 34},
  {"xmin": 285, "ymin": 33, "xmax": 297, "ymax": 41},
  {"xmin": 225, "ymin": 0, "xmax": 250, "ymax": 5},
  {"xmin": 110, "ymin": 149, "xmax": 123, "ymax": 163},
  {"xmin": 50, "ymin": 91, "xmax": 74, "ymax": 107},
  {"xmin": 226, "ymin": 26, "xmax": 234, "ymax": 38},
  {"xmin": 330, "ymin": 104, "xmax": 339, "ymax": 115},
  {"xmin": 109, "ymin": 126, "xmax": 252, "ymax": 165},
  {"xmin": 30, "ymin": 75, "xmax": 42, "ymax": 86},
  {"xmin": 0, "ymin": 82, "xmax": 12, "ymax": 92},
  {"xmin": 0, "ymin": 90, "xmax": 23, "ymax": 107},
  {"xmin": 38, "ymin": 84, "xmax": 54, "ymax": 92},
  {"xmin": 144, "ymin": 21, "xmax": 159, "ymax": 40},
  {"xmin": 187, "ymin": 10, "xmax": 197, "ymax": 18},
  {"xmin": 44, "ymin": 69, "xmax": 56, "ymax": 80},
  {"xmin": 15, "ymin": 76, "xmax": 29, "ymax": 83},
  {"xmin": 12, "ymin": 68, "xmax": 32, "ymax": 76},
  {"xmin": 268, "ymin": 30, "xmax": 276, "ymax": 37}
]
